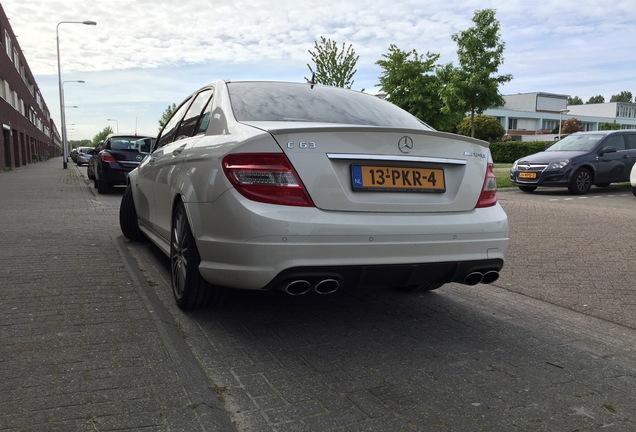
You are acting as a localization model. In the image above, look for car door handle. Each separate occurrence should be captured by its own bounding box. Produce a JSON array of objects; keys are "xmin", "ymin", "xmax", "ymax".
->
[{"xmin": 172, "ymin": 145, "xmax": 186, "ymax": 157}]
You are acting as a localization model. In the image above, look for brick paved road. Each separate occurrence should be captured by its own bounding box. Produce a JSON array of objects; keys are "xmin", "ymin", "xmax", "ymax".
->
[
  {"xmin": 120, "ymin": 180, "xmax": 636, "ymax": 431},
  {"xmin": 4, "ymin": 161, "xmax": 636, "ymax": 431},
  {"xmin": 0, "ymin": 161, "xmax": 234, "ymax": 432}
]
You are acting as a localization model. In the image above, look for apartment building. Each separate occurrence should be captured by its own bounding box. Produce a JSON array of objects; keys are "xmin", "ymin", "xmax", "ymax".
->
[{"xmin": 0, "ymin": 4, "xmax": 59, "ymax": 169}]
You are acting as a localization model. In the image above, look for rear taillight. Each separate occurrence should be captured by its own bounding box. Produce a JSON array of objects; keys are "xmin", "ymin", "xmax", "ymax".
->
[
  {"xmin": 101, "ymin": 153, "xmax": 116, "ymax": 163},
  {"xmin": 476, "ymin": 163, "xmax": 497, "ymax": 208},
  {"xmin": 222, "ymin": 153, "xmax": 314, "ymax": 207}
]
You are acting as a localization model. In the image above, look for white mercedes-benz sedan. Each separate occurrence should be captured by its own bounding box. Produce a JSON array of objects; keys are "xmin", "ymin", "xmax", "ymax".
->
[{"xmin": 119, "ymin": 81, "xmax": 509, "ymax": 309}]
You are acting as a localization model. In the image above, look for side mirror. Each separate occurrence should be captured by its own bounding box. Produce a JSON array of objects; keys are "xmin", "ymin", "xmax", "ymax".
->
[
  {"xmin": 136, "ymin": 138, "xmax": 154, "ymax": 154},
  {"xmin": 600, "ymin": 146, "xmax": 617, "ymax": 155}
]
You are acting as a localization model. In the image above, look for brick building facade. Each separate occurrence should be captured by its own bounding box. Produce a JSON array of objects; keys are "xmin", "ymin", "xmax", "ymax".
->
[{"xmin": 0, "ymin": 4, "xmax": 59, "ymax": 169}]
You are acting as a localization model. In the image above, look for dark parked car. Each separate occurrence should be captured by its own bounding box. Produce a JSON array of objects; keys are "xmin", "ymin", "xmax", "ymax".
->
[
  {"xmin": 91, "ymin": 134, "xmax": 153, "ymax": 194},
  {"xmin": 510, "ymin": 130, "xmax": 636, "ymax": 194}
]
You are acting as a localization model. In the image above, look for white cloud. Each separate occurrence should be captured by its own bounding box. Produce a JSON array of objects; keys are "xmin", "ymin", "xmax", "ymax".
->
[{"xmin": 2, "ymin": 0, "xmax": 636, "ymax": 139}]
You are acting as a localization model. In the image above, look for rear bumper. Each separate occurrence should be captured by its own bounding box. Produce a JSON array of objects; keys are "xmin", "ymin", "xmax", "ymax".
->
[
  {"xmin": 186, "ymin": 190, "xmax": 509, "ymax": 290},
  {"xmin": 100, "ymin": 163, "xmax": 133, "ymax": 185},
  {"xmin": 261, "ymin": 259, "xmax": 504, "ymax": 292}
]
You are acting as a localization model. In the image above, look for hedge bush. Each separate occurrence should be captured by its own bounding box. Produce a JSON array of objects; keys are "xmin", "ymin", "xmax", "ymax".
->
[{"xmin": 489, "ymin": 141, "xmax": 553, "ymax": 164}]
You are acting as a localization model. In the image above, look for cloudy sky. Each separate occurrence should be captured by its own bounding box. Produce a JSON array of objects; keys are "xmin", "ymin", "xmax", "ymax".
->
[{"xmin": 3, "ymin": 0, "xmax": 635, "ymax": 140}]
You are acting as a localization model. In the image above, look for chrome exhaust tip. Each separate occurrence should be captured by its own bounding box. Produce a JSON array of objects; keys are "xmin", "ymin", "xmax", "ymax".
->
[
  {"xmin": 284, "ymin": 280, "xmax": 312, "ymax": 296},
  {"xmin": 313, "ymin": 279, "xmax": 340, "ymax": 295},
  {"xmin": 482, "ymin": 270, "xmax": 500, "ymax": 284},
  {"xmin": 463, "ymin": 272, "xmax": 484, "ymax": 286}
]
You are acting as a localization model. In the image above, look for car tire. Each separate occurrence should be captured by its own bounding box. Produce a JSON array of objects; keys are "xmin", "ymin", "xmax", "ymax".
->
[
  {"xmin": 632, "ymin": 186, "xmax": 636, "ymax": 198},
  {"xmin": 568, "ymin": 168, "xmax": 592, "ymax": 195},
  {"xmin": 96, "ymin": 178, "xmax": 110, "ymax": 194},
  {"xmin": 88, "ymin": 169, "xmax": 94, "ymax": 180},
  {"xmin": 518, "ymin": 185, "xmax": 537, "ymax": 193},
  {"xmin": 171, "ymin": 201, "xmax": 226, "ymax": 309},
  {"xmin": 119, "ymin": 185, "xmax": 145, "ymax": 241}
]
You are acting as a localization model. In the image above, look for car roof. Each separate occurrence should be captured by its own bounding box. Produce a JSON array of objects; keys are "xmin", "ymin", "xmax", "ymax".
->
[{"xmin": 573, "ymin": 130, "xmax": 636, "ymax": 136}]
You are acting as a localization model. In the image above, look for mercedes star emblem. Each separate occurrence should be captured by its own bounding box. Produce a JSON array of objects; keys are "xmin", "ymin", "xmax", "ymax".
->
[{"xmin": 398, "ymin": 136, "xmax": 413, "ymax": 153}]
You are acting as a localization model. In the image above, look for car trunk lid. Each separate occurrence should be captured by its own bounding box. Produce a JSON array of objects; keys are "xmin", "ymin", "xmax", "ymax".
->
[{"xmin": 253, "ymin": 123, "xmax": 491, "ymax": 213}]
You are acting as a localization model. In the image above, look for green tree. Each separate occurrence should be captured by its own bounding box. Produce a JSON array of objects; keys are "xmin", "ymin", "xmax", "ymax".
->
[
  {"xmin": 568, "ymin": 96, "xmax": 583, "ymax": 105},
  {"xmin": 91, "ymin": 126, "xmax": 113, "ymax": 146},
  {"xmin": 68, "ymin": 139, "xmax": 91, "ymax": 150},
  {"xmin": 586, "ymin": 95, "xmax": 605, "ymax": 104},
  {"xmin": 306, "ymin": 37, "xmax": 359, "ymax": 88},
  {"xmin": 599, "ymin": 121, "xmax": 622, "ymax": 130},
  {"xmin": 456, "ymin": 114, "xmax": 504, "ymax": 142},
  {"xmin": 561, "ymin": 118, "xmax": 584, "ymax": 134},
  {"xmin": 441, "ymin": 9, "xmax": 512, "ymax": 138},
  {"xmin": 376, "ymin": 45, "xmax": 459, "ymax": 131},
  {"xmin": 610, "ymin": 91, "xmax": 633, "ymax": 103},
  {"xmin": 159, "ymin": 103, "xmax": 177, "ymax": 131}
]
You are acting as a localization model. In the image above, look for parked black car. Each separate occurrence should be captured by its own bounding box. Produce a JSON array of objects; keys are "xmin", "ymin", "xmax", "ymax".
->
[
  {"xmin": 90, "ymin": 134, "xmax": 153, "ymax": 194},
  {"xmin": 510, "ymin": 130, "xmax": 636, "ymax": 194}
]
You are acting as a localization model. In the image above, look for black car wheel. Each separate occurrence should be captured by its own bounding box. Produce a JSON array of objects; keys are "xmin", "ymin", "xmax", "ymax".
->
[
  {"xmin": 119, "ymin": 185, "xmax": 145, "ymax": 241},
  {"xmin": 171, "ymin": 201, "xmax": 226, "ymax": 309},
  {"xmin": 96, "ymin": 178, "xmax": 110, "ymax": 194},
  {"xmin": 518, "ymin": 185, "xmax": 537, "ymax": 193},
  {"xmin": 568, "ymin": 168, "xmax": 592, "ymax": 195}
]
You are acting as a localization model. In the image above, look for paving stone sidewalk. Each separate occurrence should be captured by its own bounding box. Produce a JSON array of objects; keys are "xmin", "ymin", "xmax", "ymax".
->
[{"xmin": 0, "ymin": 159, "xmax": 235, "ymax": 432}]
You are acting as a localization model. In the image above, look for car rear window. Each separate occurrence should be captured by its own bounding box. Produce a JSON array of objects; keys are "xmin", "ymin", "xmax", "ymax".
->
[
  {"xmin": 227, "ymin": 82, "xmax": 431, "ymax": 130},
  {"xmin": 110, "ymin": 138, "xmax": 141, "ymax": 150}
]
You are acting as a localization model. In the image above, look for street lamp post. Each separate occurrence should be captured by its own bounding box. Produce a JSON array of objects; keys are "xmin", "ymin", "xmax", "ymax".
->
[
  {"xmin": 558, "ymin": 109, "xmax": 570, "ymax": 141},
  {"xmin": 106, "ymin": 118, "xmax": 119, "ymax": 133},
  {"xmin": 57, "ymin": 20, "xmax": 96, "ymax": 169}
]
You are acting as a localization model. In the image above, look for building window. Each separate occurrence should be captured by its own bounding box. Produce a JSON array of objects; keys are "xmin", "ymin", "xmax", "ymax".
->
[
  {"xmin": 5, "ymin": 30, "xmax": 11, "ymax": 59},
  {"xmin": 13, "ymin": 48, "xmax": 19, "ymax": 70},
  {"xmin": 508, "ymin": 118, "xmax": 518, "ymax": 129},
  {"xmin": 543, "ymin": 120, "xmax": 558, "ymax": 131}
]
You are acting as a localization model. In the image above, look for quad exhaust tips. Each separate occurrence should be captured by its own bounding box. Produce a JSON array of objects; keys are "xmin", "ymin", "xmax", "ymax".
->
[{"xmin": 282, "ymin": 278, "xmax": 341, "ymax": 295}]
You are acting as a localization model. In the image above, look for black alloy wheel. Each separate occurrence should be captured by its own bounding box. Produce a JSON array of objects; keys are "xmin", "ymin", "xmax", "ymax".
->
[
  {"xmin": 119, "ymin": 185, "xmax": 145, "ymax": 241},
  {"xmin": 170, "ymin": 201, "xmax": 226, "ymax": 309},
  {"xmin": 96, "ymin": 177, "xmax": 110, "ymax": 194},
  {"xmin": 568, "ymin": 168, "xmax": 592, "ymax": 195}
]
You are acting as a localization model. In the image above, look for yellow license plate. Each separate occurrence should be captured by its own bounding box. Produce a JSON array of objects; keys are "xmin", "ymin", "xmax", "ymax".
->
[
  {"xmin": 352, "ymin": 165, "xmax": 445, "ymax": 192},
  {"xmin": 519, "ymin": 172, "xmax": 537, "ymax": 179}
]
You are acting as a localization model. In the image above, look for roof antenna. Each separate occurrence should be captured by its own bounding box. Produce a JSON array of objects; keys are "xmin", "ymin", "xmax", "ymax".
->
[{"xmin": 308, "ymin": 73, "xmax": 316, "ymax": 89}]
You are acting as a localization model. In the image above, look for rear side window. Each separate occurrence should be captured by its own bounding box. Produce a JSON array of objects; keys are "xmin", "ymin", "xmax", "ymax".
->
[
  {"xmin": 175, "ymin": 89, "xmax": 213, "ymax": 139},
  {"xmin": 156, "ymin": 97, "xmax": 194, "ymax": 150},
  {"xmin": 625, "ymin": 134, "xmax": 636, "ymax": 150}
]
